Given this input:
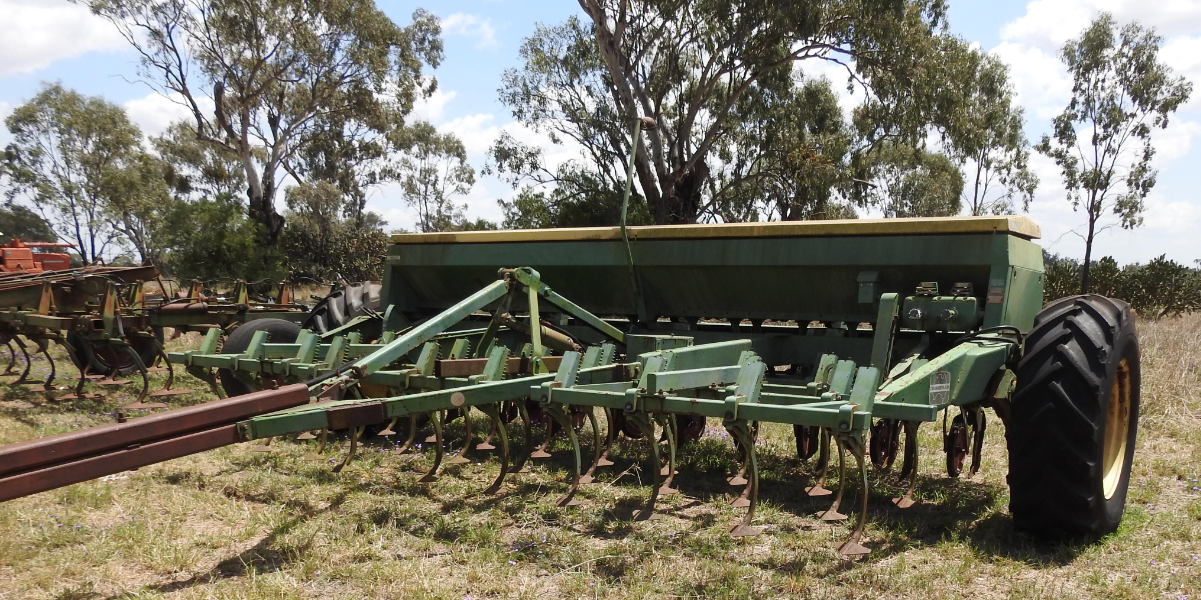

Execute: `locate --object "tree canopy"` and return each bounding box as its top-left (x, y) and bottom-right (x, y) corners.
top-left (80, 0), bottom-right (445, 244)
top-left (1036, 13), bottom-right (1192, 293)
top-left (491, 0), bottom-right (1033, 226)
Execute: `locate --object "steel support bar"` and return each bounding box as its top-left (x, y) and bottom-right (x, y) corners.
top-left (874, 338), bottom-right (1013, 409)
top-left (351, 279), bottom-right (510, 376)
top-left (0, 384), bottom-right (310, 478)
top-left (0, 425), bottom-right (240, 502)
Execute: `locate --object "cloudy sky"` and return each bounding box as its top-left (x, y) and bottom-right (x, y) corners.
top-left (0, 0), bottom-right (1197, 264)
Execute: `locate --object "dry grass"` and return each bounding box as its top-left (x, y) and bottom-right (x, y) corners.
top-left (1, 316), bottom-right (1199, 600)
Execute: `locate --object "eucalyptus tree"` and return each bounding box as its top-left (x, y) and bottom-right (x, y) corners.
top-left (80, 0), bottom-right (445, 244)
top-left (2, 84), bottom-right (162, 264)
top-left (493, 0), bottom-right (1008, 226)
top-left (398, 122), bottom-right (476, 233)
top-left (1036, 14), bottom-right (1192, 293)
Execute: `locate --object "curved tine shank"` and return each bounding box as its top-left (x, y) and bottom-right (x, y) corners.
top-left (11, 336), bottom-right (33, 384)
top-left (818, 436), bottom-right (849, 522)
top-left (837, 435), bottom-right (873, 556)
top-left (38, 341), bottom-right (57, 391)
top-left (967, 410), bottom-right (987, 478)
top-left (595, 407), bottom-right (616, 467)
top-left (578, 407), bottom-right (603, 484)
top-left (1, 339), bottom-right (17, 375)
top-left (121, 343), bottom-right (165, 410)
top-left (377, 417), bottom-right (399, 436)
top-left (417, 410), bottom-right (444, 483)
top-left (332, 426), bottom-right (365, 473)
top-left (725, 420), bottom-right (762, 537)
top-left (147, 335), bottom-right (189, 397)
top-left (447, 408), bottom-right (474, 465)
top-left (507, 401), bottom-right (535, 474)
top-left (393, 415), bottom-right (419, 454)
top-left (545, 404), bottom-right (583, 507)
top-left (481, 405), bottom-right (511, 494)
top-left (476, 417), bottom-right (498, 451)
top-left (728, 442), bottom-right (750, 487)
top-left (893, 420), bottom-right (920, 508)
top-left (530, 411), bottom-right (556, 459)
top-left (629, 412), bottom-right (663, 521)
top-left (424, 410), bottom-right (445, 443)
top-left (657, 414), bottom-right (679, 495)
top-left (805, 428), bottom-right (834, 496)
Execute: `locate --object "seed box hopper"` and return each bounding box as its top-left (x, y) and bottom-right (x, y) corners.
top-left (0, 216), bottom-right (1140, 555)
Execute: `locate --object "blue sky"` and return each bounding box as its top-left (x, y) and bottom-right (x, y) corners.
top-left (1, 0), bottom-right (1198, 264)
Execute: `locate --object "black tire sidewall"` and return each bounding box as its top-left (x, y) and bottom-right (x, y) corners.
top-left (218, 319), bottom-right (302, 397)
top-left (1098, 318), bottom-right (1140, 530)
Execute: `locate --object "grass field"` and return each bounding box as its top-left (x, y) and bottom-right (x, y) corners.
top-left (0, 314), bottom-right (1199, 599)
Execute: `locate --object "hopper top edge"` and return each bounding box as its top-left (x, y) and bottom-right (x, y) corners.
top-left (389, 215), bottom-right (1042, 244)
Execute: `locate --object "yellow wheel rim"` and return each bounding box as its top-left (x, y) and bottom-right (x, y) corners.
top-left (1102, 358), bottom-right (1132, 500)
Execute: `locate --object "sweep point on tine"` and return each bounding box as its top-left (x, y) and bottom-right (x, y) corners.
top-left (837, 540), bottom-right (871, 556)
top-left (729, 523), bottom-right (762, 537)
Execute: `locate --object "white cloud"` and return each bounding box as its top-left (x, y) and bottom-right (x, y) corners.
top-left (989, 42), bottom-right (1072, 120)
top-left (411, 89), bottom-right (456, 123)
top-left (441, 13), bottom-right (499, 50)
top-left (0, 0), bottom-right (126, 77)
top-left (122, 92), bottom-right (211, 138)
top-left (1002, 0), bottom-right (1201, 51)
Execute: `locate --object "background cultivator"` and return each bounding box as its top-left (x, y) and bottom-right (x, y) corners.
top-left (0, 216), bottom-right (1142, 555)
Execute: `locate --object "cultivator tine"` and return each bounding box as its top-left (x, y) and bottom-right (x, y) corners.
top-left (530, 416), bottom-right (555, 459)
top-left (507, 401), bottom-right (534, 474)
top-left (836, 435), bottom-right (872, 556)
top-left (967, 409), bottom-right (987, 478)
top-left (1, 338), bottom-right (17, 376)
top-left (805, 428), bottom-right (834, 497)
top-left (628, 412), bottom-right (662, 521)
top-left (9, 336), bottom-right (33, 385)
top-left (377, 417), bottom-right (399, 436)
top-left (147, 341), bottom-right (190, 398)
top-left (447, 408), bottom-right (474, 465)
top-left (332, 426), bottom-right (364, 474)
top-left (57, 362), bottom-right (101, 402)
top-left (595, 408), bottom-right (616, 467)
top-left (392, 415), bottom-right (419, 454)
top-left (249, 436), bottom-right (274, 452)
top-left (34, 339), bottom-right (56, 391)
top-left (725, 419), bottom-right (762, 537)
top-left (475, 417), bottom-right (497, 450)
top-left (424, 410), bottom-right (444, 444)
top-left (578, 407), bottom-right (603, 484)
top-left (121, 343), bottom-right (167, 410)
top-left (893, 420), bottom-right (920, 509)
top-left (657, 415), bottom-right (679, 496)
top-left (481, 405), bottom-right (511, 494)
top-left (545, 404), bottom-right (583, 507)
top-left (417, 410), bottom-right (444, 483)
top-left (728, 445), bottom-right (749, 487)
top-left (818, 437), bottom-right (849, 522)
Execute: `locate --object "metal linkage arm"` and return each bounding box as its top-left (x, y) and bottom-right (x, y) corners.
top-left (509, 267), bottom-right (625, 344)
top-left (872, 336), bottom-right (1017, 421)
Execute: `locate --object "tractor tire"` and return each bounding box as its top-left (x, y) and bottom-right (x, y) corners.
top-left (1007, 294), bottom-right (1140, 539)
top-left (218, 318), bottom-right (302, 397)
top-left (303, 281), bottom-right (382, 334)
top-left (67, 327), bottom-right (163, 377)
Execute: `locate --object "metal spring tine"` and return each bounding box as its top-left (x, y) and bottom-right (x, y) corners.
top-left (417, 410), bottom-right (444, 483)
top-left (249, 436), bottom-right (274, 452)
top-left (377, 417), bottom-right (399, 436)
top-left (37, 341), bottom-right (57, 392)
top-left (1, 339), bottom-right (17, 375)
top-left (595, 407), bottom-right (616, 467)
top-left (967, 410), bottom-right (987, 478)
top-left (147, 337), bottom-right (190, 398)
top-left (120, 343), bottom-right (165, 410)
top-left (332, 426), bottom-right (364, 473)
top-left (507, 401), bottom-right (534, 474)
top-left (447, 408), bottom-right (474, 465)
top-left (629, 412), bottom-right (662, 521)
top-left (393, 414), bottom-right (419, 454)
top-left (818, 437), bottom-right (849, 522)
top-left (476, 417), bottom-right (498, 451)
top-left (546, 404), bottom-right (583, 507)
top-left (726, 420), bottom-right (762, 537)
top-left (58, 361), bottom-right (98, 402)
top-left (316, 428), bottom-right (330, 454)
top-left (837, 435), bottom-right (872, 556)
top-left (481, 404), bottom-right (511, 494)
top-left (530, 411), bottom-right (556, 459)
top-left (11, 336), bottom-right (33, 385)
top-left (424, 410), bottom-right (445, 443)
top-left (728, 442), bottom-right (749, 487)
top-left (893, 420), bottom-right (920, 509)
top-left (658, 414), bottom-right (679, 495)
top-left (805, 428), bottom-right (834, 497)
top-left (578, 407), bottom-right (603, 484)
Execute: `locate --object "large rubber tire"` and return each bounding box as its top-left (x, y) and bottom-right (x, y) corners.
top-left (1008, 295), bottom-right (1140, 539)
top-left (218, 318), bottom-right (302, 397)
top-left (303, 282), bottom-right (382, 334)
top-left (66, 327), bottom-right (163, 376)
